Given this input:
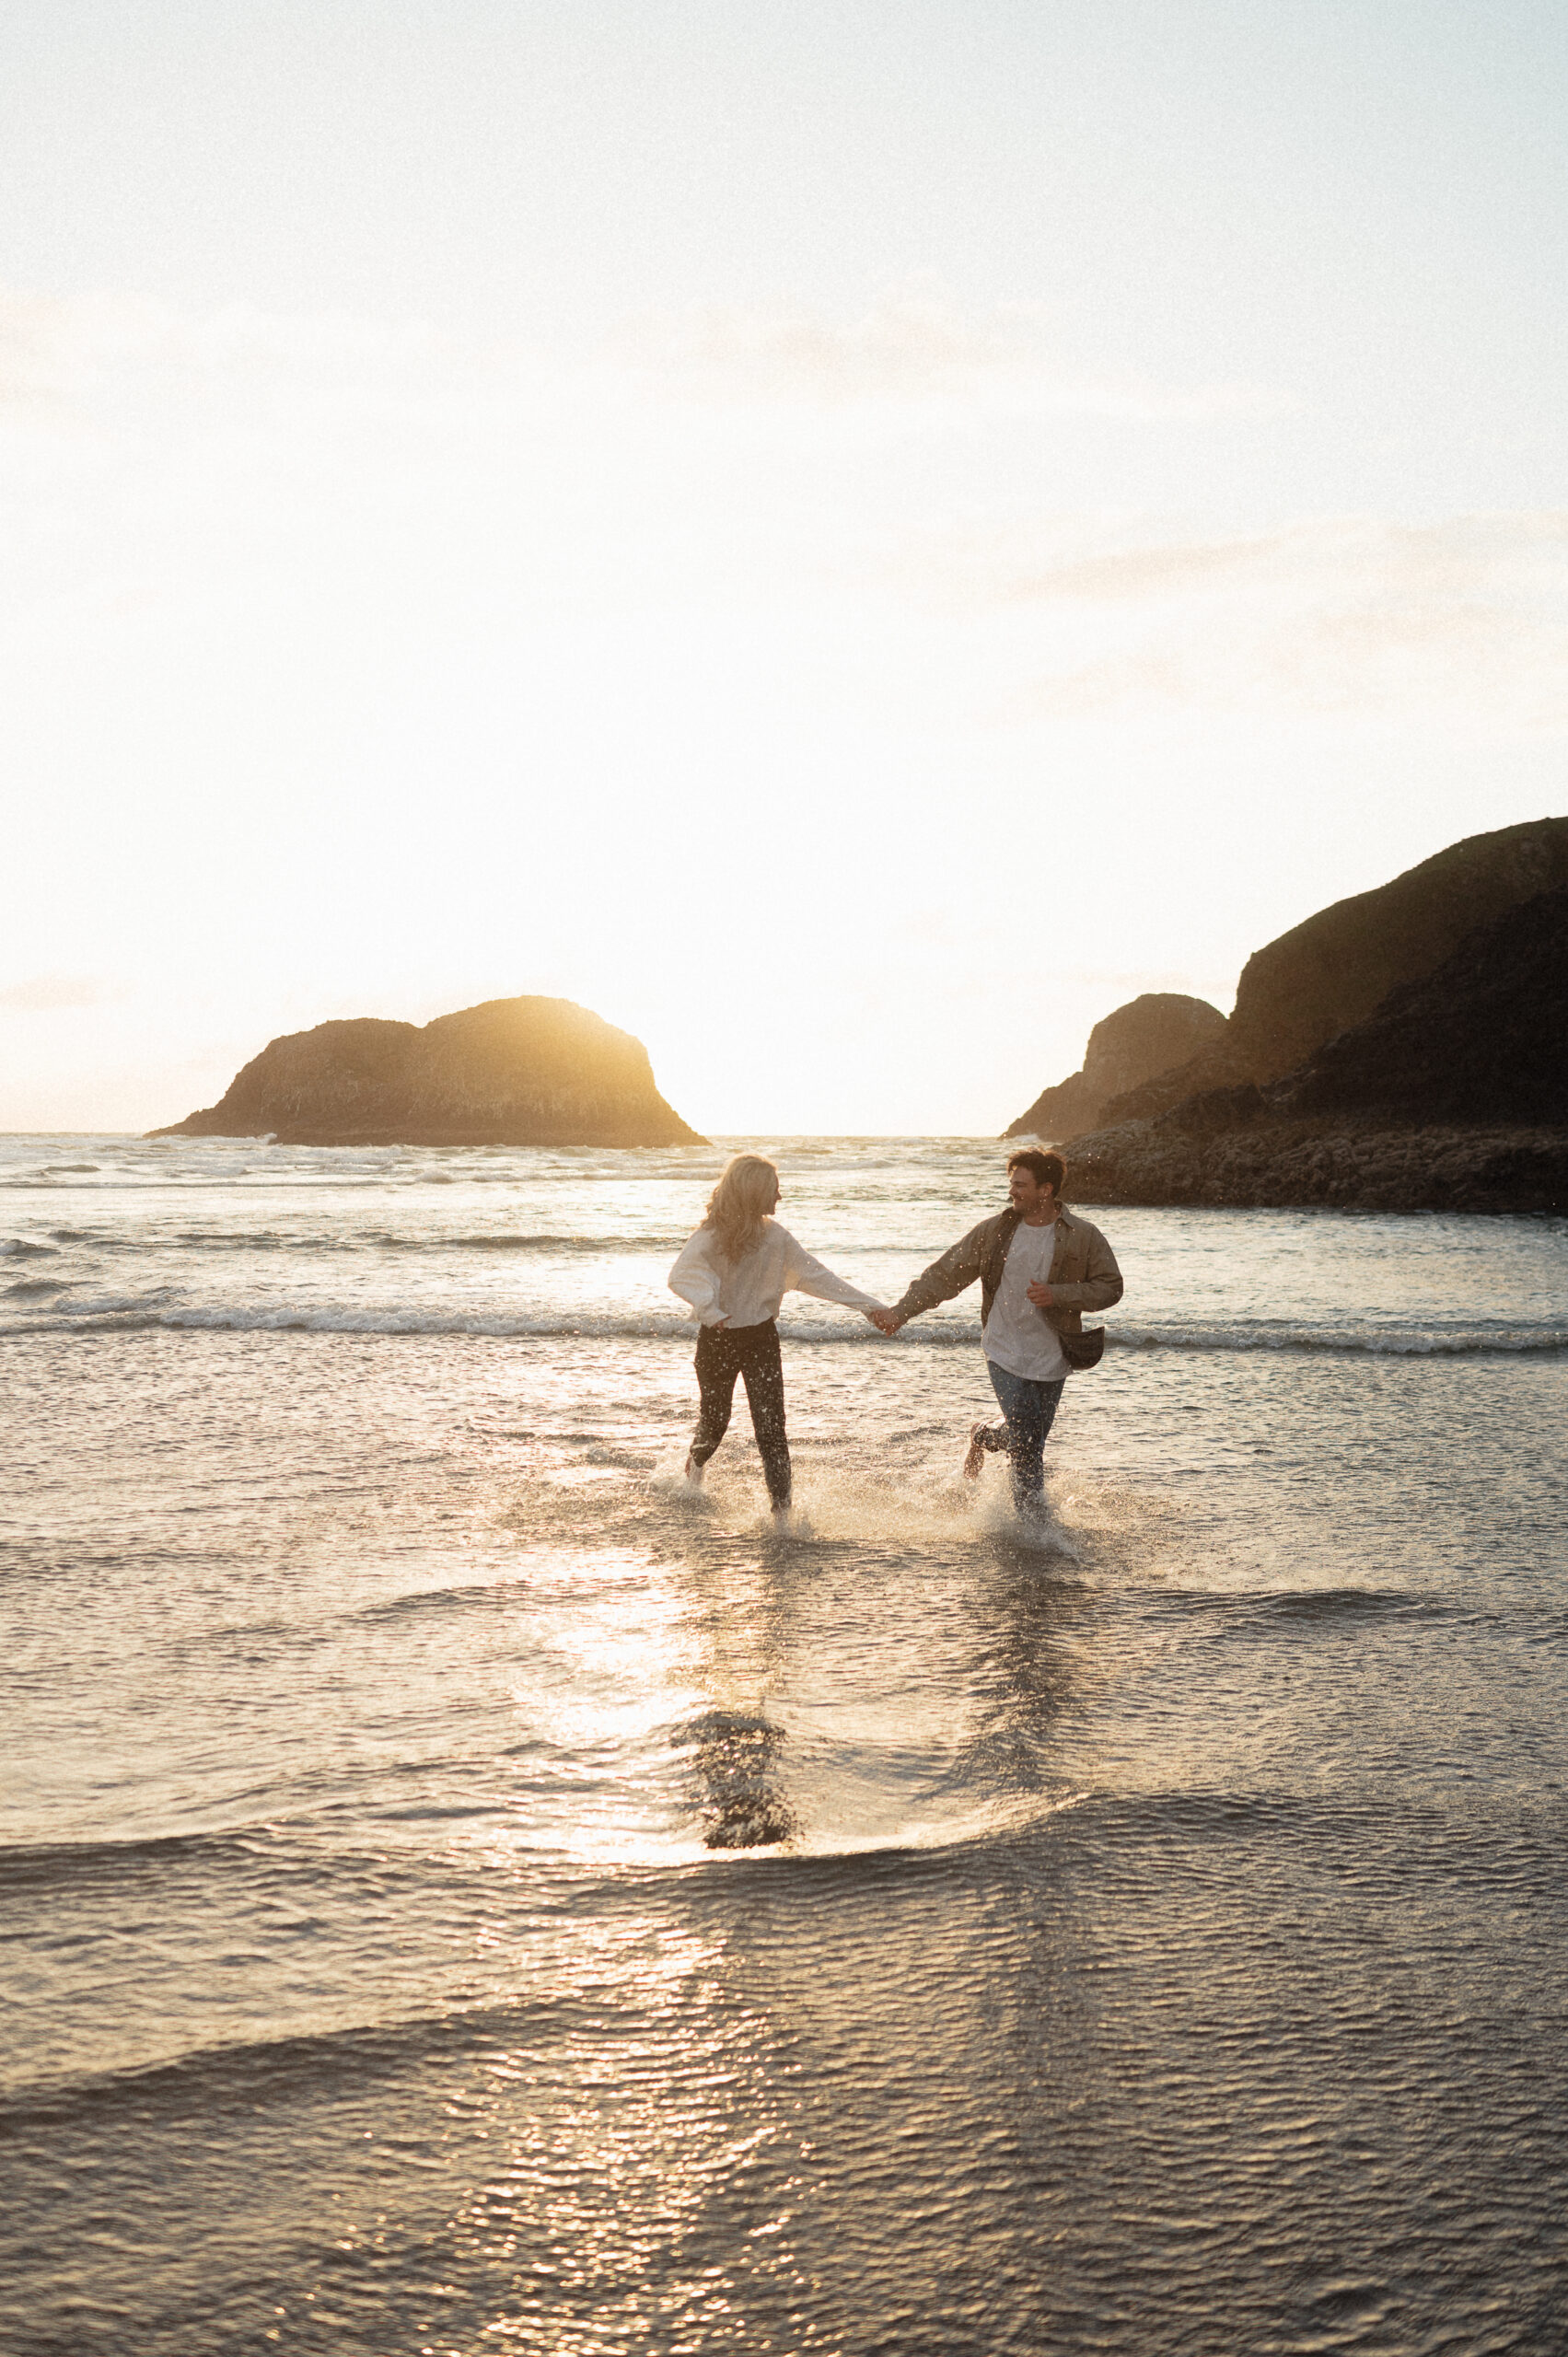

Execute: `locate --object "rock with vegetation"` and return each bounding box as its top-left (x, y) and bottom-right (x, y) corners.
top-left (1005, 993), bottom-right (1228, 1142)
top-left (151, 996), bottom-right (704, 1148)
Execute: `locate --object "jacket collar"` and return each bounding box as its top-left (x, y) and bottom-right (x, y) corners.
top-left (1002, 1201), bottom-right (1074, 1234)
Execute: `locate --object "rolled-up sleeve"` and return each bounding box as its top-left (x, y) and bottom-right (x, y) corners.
top-left (668, 1231), bottom-right (724, 1324)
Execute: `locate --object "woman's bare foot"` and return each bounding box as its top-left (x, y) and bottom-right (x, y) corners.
top-left (683, 1453), bottom-right (703, 1488)
top-left (962, 1422), bottom-right (989, 1480)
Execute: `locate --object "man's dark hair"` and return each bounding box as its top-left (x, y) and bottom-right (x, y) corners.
top-left (1006, 1148), bottom-right (1064, 1195)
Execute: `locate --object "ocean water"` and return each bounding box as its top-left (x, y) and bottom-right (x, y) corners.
top-left (3, 1132), bottom-right (1566, 2356)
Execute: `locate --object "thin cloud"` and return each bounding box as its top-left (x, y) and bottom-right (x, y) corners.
top-left (0, 286), bottom-right (438, 407)
top-left (1005, 534), bottom-right (1290, 603)
top-left (1, 282), bottom-right (1286, 458)
top-left (606, 295), bottom-right (1288, 420)
top-left (0, 976), bottom-right (128, 1013)
top-left (889, 511), bottom-right (1568, 726)
top-left (6, 282), bottom-right (1560, 735)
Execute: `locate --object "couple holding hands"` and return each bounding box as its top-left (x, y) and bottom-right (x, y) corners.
top-left (668, 1150), bottom-right (1123, 1520)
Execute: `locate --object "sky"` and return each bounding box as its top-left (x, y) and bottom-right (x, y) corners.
top-left (3, 0), bottom-right (1567, 1135)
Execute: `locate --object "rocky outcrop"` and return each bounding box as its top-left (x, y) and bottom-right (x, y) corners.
top-left (1100, 815), bottom-right (1568, 1125)
top-left (1066, 1115), bottom-right (1567, 1213)
top-left (1231, 817), bottom-right (1568, 1078)
top-left (1097, 1040), bottom-right (1249, 1127)
top-left (1005, 993), bottom-right (1227, 1141)
top-left (1062, 891), bottom-right (1568, 1213)
top-left (1272, 888), bottom-right (1568, 1127)
top-left (151, 996), bottom-right (704, 1148)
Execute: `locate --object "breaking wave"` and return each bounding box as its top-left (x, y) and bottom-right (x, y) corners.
top-left (5, 1228), bottom-right (690, 1258)
top-left (1, 1300), bottom-right (878, 1341)
top-left (1116, 1319), bottom-right (1568, 1356)
top-left (3, 1299), bottom-right (1564, 1353)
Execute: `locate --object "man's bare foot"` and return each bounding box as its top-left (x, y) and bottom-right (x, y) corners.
top-left (962, 1422), bottom-right (989, 1480)
top-left (683, 1453), bottom-right (703, 1488)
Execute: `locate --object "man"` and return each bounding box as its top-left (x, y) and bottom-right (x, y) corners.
top-left (873, 1150), bottom-right (1122, 1508)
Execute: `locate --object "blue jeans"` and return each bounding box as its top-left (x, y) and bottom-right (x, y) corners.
top-left (978, 1361), bottom-right (1066, 1504)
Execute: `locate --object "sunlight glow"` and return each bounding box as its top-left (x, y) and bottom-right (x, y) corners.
top-left (4, 4), bottom-right (1566, 1130)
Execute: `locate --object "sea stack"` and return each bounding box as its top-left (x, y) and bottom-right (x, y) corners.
top-left (1061, 886), bottom-right (1568, 1213)
top-left (1099, 814), bottom-right (1568, 1127)
top-left (151, 996), bottom-right (705, 1148)
top-left (996, 816), bottom-right (1568, 1212)
top-left (1005, 993), bottom-right (1228, 1142)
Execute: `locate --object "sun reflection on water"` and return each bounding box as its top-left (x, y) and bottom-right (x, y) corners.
top-left (444, 1918), bottom-right (799, 2352)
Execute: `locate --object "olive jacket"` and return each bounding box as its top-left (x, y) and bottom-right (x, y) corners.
top-left (891, 1203), bottom-right (1123, 1359)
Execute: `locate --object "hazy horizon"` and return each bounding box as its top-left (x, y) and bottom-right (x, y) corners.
top-left (6, 1), bottom-right (1568, 1132)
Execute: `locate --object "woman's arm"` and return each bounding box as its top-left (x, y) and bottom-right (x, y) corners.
top-left (779, 1230), bottom-right (884, 1315)
top-left (668, 1229), bottom-right (726, 1324)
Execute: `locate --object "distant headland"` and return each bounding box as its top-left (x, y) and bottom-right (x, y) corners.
top-left (149, 996), bottom-right (704, 1149)
top-left (1008, 817), bottom-right (1568, 1213)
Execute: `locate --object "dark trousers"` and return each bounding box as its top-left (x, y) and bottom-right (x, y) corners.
top-left (691, 1319), bottom-right (792, 1507)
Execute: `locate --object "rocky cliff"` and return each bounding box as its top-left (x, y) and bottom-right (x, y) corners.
top-left (1101, 814), bottom-right (1568, 1125)
top-left (1062, 890), bottom-right (1568, 1213)
top-left (1005, 993), bottom-right (1227, 1141)
top-left (1273, 887), bottom-right (1568, 1127)
top-left (151, 996), bottom-right (704, 1148)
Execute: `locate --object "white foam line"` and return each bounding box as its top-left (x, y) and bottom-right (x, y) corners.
top-left (1117, 1323), bottom-right (1568, 1356)
top-left (3, 1303), bottom-right (1565, 1354)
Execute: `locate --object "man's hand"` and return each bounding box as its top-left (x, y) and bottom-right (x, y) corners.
top-left (868, 1307), bottom-right (903, 1335)
top-left (1025, 1282), bottom-right (1054, 1308)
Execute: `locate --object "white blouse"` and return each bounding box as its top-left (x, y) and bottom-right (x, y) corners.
top-left (668, 1220), bottom-right (882, 1329)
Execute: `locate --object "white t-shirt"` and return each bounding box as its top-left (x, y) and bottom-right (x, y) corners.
top-left (982, 1217), bottom-right (1069, 1382)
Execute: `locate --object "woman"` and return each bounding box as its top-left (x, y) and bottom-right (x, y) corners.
top-left (668, 1154), bottom-right (888, 1516)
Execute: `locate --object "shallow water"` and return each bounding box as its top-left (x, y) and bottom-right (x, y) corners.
top-left (3, 1135), bottom-right (1566, 2354)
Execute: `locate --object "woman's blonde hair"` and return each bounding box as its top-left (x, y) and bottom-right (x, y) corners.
top-left (703, 1154), bottom-right (779, 1266)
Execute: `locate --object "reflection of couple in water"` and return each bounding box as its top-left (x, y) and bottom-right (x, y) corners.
top-left (669, 1150), bottom-right (1123, 1521)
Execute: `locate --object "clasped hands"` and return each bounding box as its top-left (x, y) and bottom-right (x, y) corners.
top-left (865, 1283), bottom-right (1051, 1336)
